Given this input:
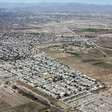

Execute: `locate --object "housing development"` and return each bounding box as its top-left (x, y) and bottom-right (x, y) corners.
top-left (0, 2), bottom-right (112, 112)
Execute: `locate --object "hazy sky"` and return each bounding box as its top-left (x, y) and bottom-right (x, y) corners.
top-left (0, 0), bottom-right (112, 5)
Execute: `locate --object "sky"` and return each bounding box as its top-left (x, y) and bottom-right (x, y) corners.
top-left (0, 0), bottom-right (112, 5)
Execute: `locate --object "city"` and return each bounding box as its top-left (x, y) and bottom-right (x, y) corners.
top-left (0, 1), bottom-right (112, 112)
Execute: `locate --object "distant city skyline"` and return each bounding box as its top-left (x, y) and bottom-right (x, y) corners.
top-left (0, 0), bottom-right (112, 5)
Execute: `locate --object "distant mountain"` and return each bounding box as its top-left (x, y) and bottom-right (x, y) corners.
top-left (0, 3), bottom-right (112, 13)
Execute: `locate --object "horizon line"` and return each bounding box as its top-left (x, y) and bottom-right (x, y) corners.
top-left (0, 2), bottom-right (112, 6)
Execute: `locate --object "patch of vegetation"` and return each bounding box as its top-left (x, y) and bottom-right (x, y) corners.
top-left (72, 52), bottom-right (81, 58)
top-left (30, 32), bottom-right (40, 36)
top-left (85, 44), bottom-right (95, 48)
top-left (81, 28), bottom-right (97, 32)
top-left (80, 28), bottom-right (109, 32)
top-left (93, 62), bottom-right (112, 69)
top-left (82, 58), bottom-right (99, 63)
